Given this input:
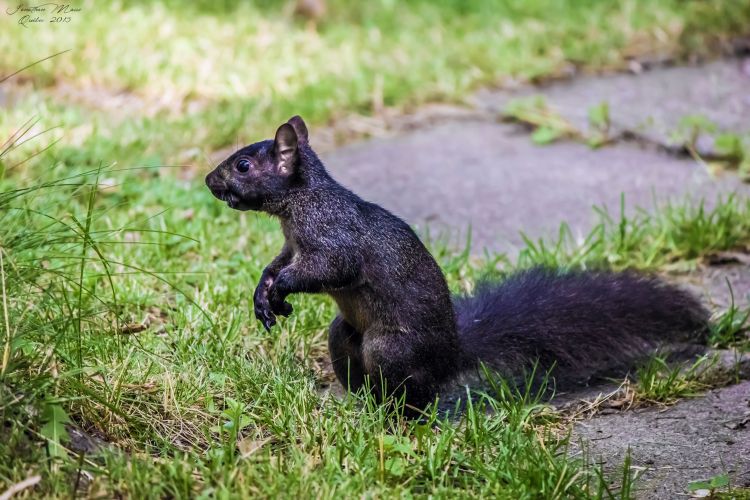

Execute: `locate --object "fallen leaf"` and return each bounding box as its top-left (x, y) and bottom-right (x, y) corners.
top-left (118, 322), bottom-right (148, 334)
top-left (238, 437), bottom-right (270, 458)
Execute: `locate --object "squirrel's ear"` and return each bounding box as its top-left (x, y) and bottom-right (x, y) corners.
top-left (274, 123), bottom-right (298, 175)
top-left (287, 115), bottom-right (308, 144)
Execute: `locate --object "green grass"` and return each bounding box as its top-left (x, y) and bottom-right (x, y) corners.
top-left (5, 0), bottom-right (748, 100)
top-left (709, 290), bottom-right (750, 350)
top-left (517, 194), bottom-right (750, 272)
top-left (3, 148), bottom-right (750, 497)
top-left (3, 0), bottom-right (750, 169)
top-left (715, 489), bottom-right (750, 500)
top-left (631, 355), bottom-right (713, 406)
top-left (3, 1), bottom-right (750, 496)
top-left (0, 164), bottom-right (600, 498)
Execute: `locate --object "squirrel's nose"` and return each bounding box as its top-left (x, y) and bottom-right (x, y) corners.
top-left (205, 170), bottom-right (227, 192)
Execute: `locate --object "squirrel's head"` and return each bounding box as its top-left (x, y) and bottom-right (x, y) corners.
top-left (205, 115), bottom-right (310, 212)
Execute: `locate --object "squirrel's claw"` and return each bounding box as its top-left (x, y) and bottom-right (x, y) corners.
top-left (254, 301), bottom-right (277, 332)
top-left (261, 315), bottom-right (276, 332)
top-left (253, 277), bottom-right (279, 332)
top-left (258, 310), bottom-right (276, 332)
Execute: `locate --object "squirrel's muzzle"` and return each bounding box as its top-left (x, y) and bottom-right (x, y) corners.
top-left (205, 169), bottom-right (227, 198)
top-left (205, 167), bottom-right (259, 211)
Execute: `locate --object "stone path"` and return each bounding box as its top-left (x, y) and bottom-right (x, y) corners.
top-left (573, 380), bottom-right (750, 498)
top-left (680, 260), bottom-right (750, 310)
top-left (556, 351), bottom-right (750, 498)
top-left (324, 58), bottom-right (750, 256)
top-left (320, 58), bottom-right (750, 498)
top-left (327, 121), bottom-right (745, 255)
top-left (474, 59), bottom-right (750, 156)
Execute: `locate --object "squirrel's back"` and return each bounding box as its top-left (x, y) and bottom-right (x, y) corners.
top-left (454, 268), bottom-right (710, 387)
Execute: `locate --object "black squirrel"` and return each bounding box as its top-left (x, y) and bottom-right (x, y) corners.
top-left (205, 116), bottom-right (710, 414)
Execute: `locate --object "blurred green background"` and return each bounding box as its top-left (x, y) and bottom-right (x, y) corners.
top-left (2, 1), bottom-right (750, 497)
top-left (3, 0), bottom-right (749, 172)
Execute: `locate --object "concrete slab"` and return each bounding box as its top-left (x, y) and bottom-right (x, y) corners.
top-left (679, 263), bottom-right (750, 310)
top-left (572, 380), bottom-right (750, 499)
top-left (474, 59), bottom-right (750, 153)
top-left (323, 120), bottom-right (748, 255)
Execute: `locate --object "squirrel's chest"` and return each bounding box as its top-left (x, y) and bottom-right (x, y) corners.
top-left (281, 221), bottom-right (302, 256)
top-left (329, 289), bottom-right (374, 333)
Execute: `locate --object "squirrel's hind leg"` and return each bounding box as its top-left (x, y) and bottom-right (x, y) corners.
top-left (330, 322), bottom-right (455, 417)
top-left (361, 332), bottom-right (445, 416)
top-left (329, 316), bottom-right (366, 392)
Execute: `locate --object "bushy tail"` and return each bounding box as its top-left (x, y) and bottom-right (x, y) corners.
top-left (454, 268), bottom-right (710, 387)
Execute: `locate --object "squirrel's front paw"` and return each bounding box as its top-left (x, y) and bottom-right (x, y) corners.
top-left (268, 285), bottom-right (294, 317)
top-left (272, 300), bottom-right (293, 317)
top-left (253, 277), bottom-right (277, 332)
top-left (254, 298), bottom-right (277, 332)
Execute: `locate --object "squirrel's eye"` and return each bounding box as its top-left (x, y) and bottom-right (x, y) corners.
top-left (236, 159), bottom-right (251, 173)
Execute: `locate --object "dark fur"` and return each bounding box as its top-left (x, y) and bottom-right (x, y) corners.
top-left (206, 116), bottom-right (710, 414)
top-left (455, 269), bottom-right (709, 389)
